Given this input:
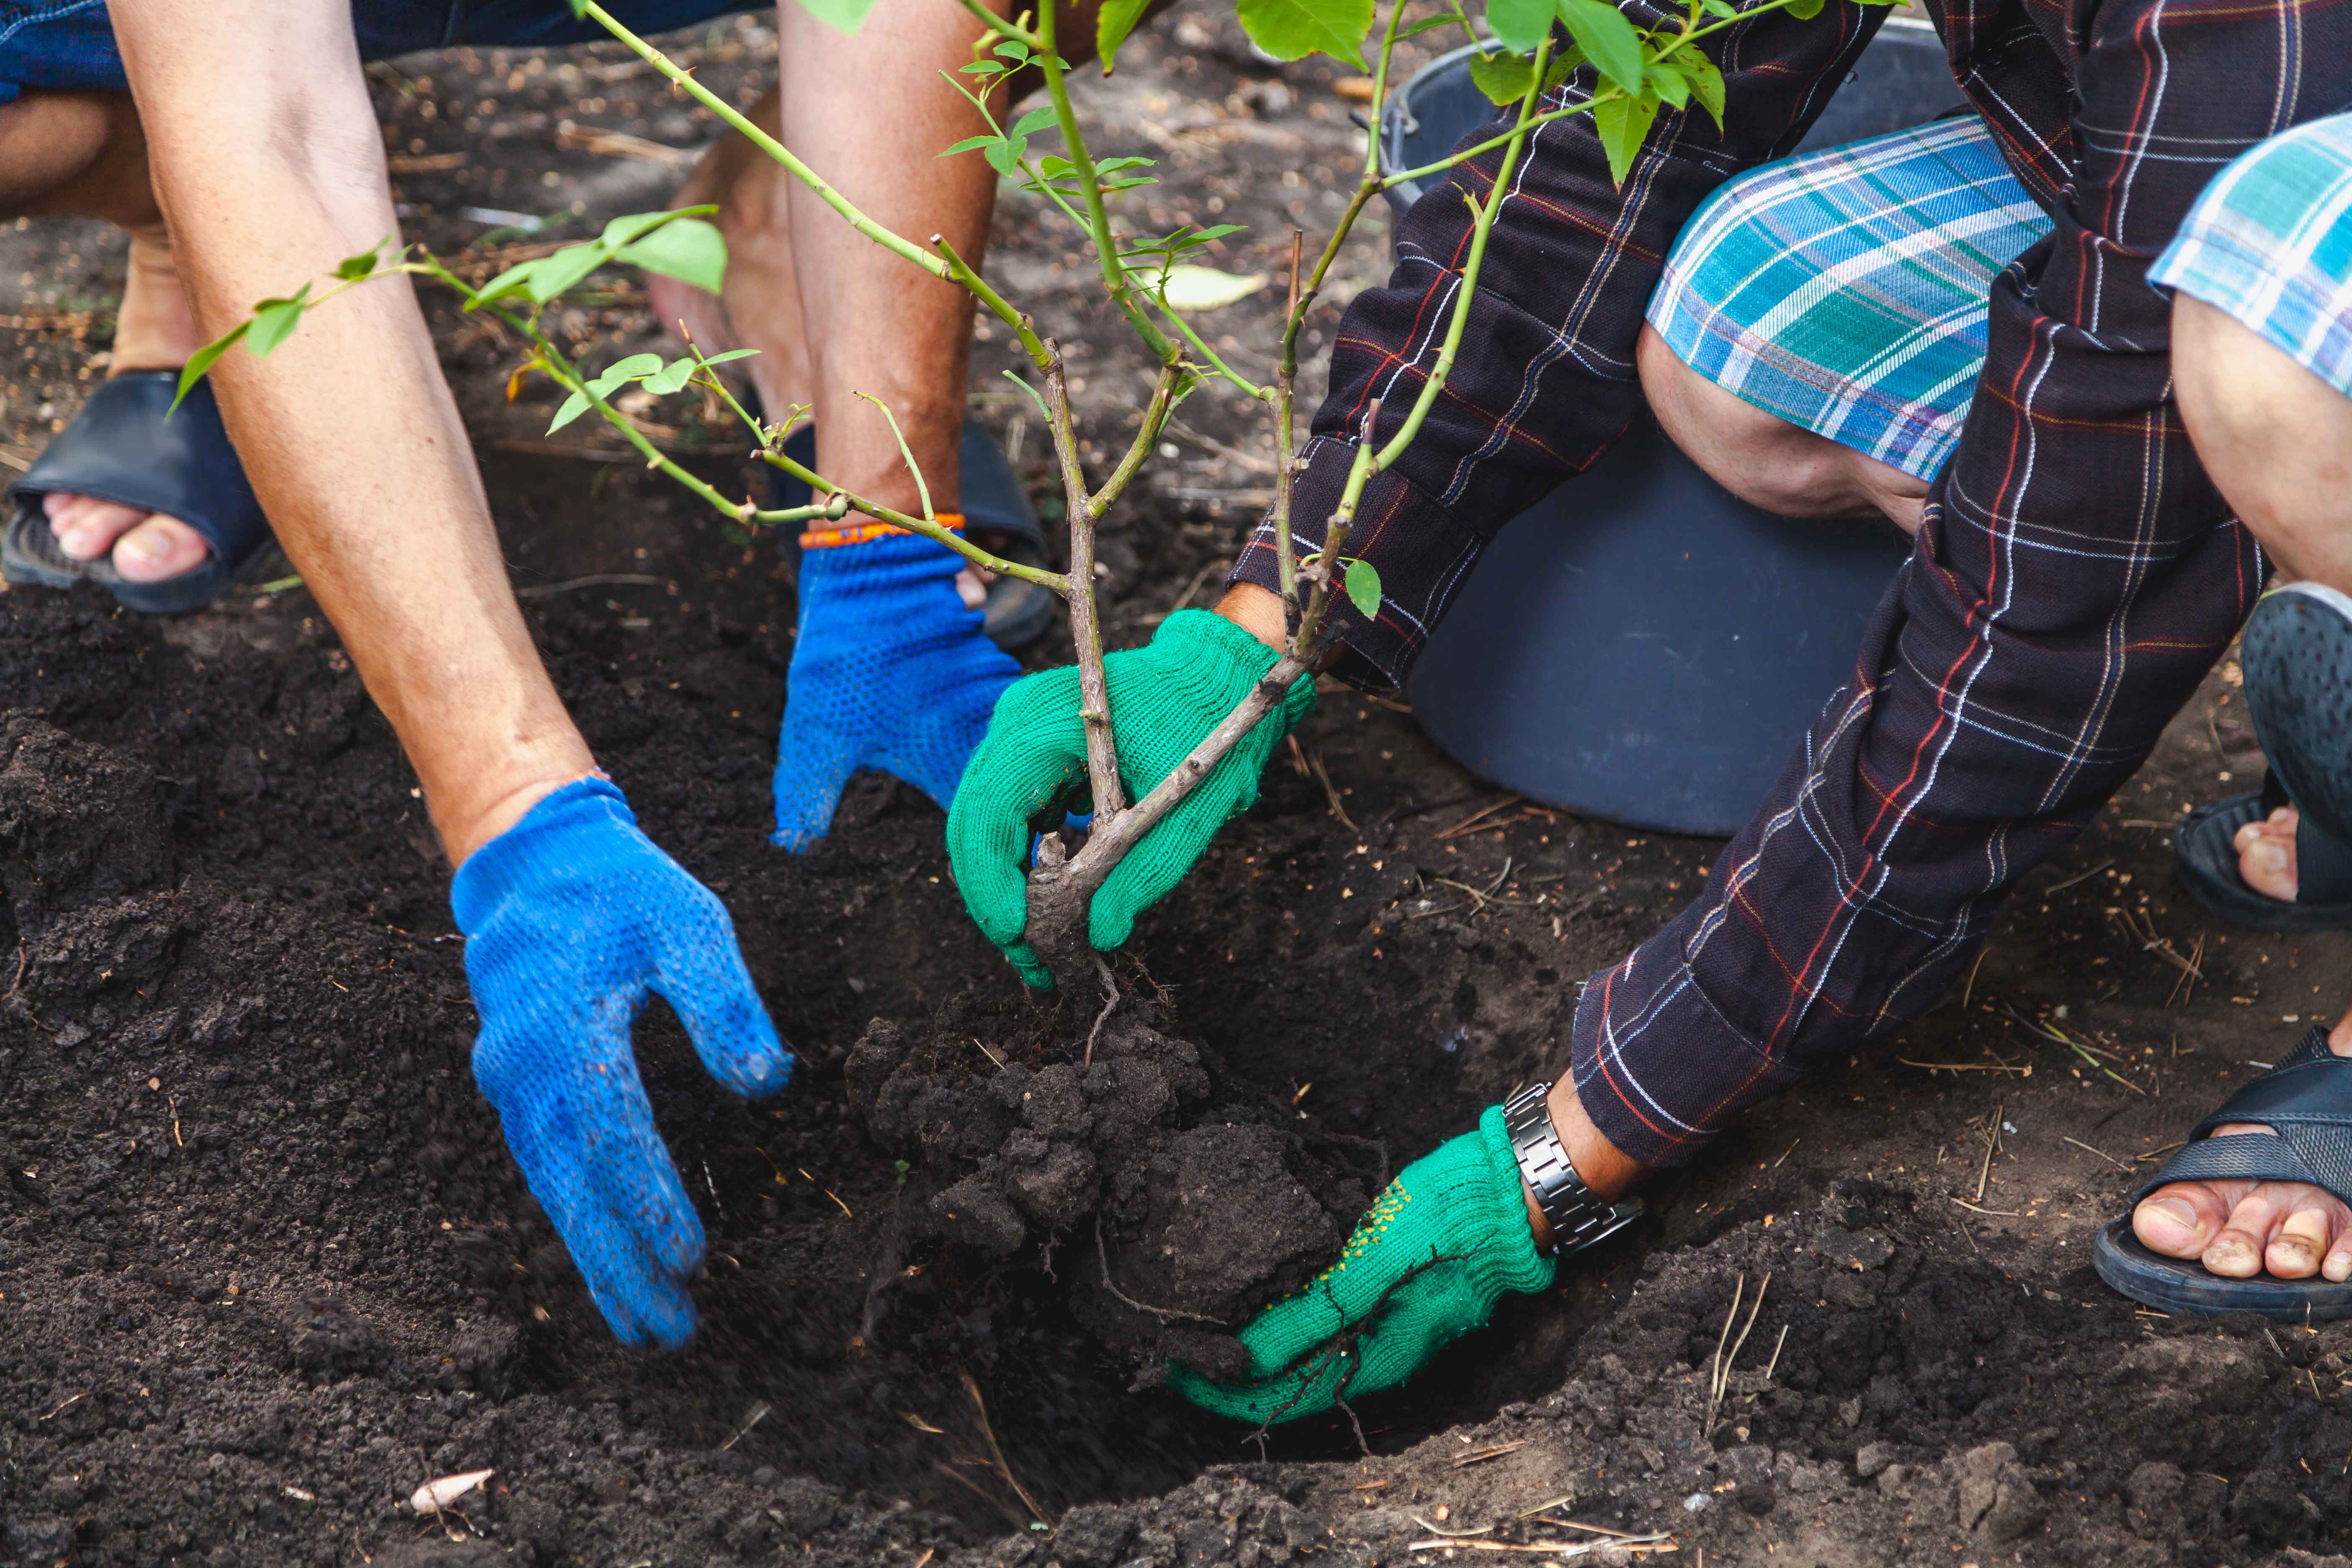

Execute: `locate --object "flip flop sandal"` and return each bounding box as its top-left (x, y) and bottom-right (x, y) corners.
top-left (3, 371), bottom-right (276, 616)
top-left (2172, 583), bottom-right (2352, 933)
top-left (767, 420), bottom-right (1056, 654)
top-left (2094, 1024), bottom-right (2352, 1320)
top-left (2175, 774), bottom-right (2352, 932)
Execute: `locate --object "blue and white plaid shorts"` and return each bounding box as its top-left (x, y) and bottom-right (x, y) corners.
top-left (2152, 112), bottom-right (2352, 398)
top-left (1645, 113), bottom-right (2053, 483)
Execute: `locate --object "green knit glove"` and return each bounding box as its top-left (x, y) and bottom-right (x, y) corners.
top-left (1168, 1106), bottom-right (1555, 1424)
top-left (946, 609), bottom-right (1315, 988)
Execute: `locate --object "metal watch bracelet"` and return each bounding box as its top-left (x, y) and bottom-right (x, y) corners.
top-left (1502, 1082), bottom-right (1641, 1257)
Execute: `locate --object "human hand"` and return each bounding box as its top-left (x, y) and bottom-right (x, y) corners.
top-left (454, 777), bottom-right (793, 1348)
top-left (1167, 1107), bottom-right (1553, 1424)
top-left (771, 529), bottom-right (1021, 852)
top-left (944, 608), bottom-right (1314, 987)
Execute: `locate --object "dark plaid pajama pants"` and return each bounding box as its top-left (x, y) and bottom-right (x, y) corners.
top-left (1229, 0), bottom-right (2352, 1168)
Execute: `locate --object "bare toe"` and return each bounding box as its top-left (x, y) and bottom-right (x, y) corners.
top-left (110, 514), bottom-right (209, 583)
top-left (2205, 1186), bottom-right (2295, 1278)
top-left (2134, 1182), bottom-right (2229, 1257)
top-left (2237, 808), bottom-right (2300, 902)
top-left (2267, 1196), bottom-right (2343, 1279)
top-left (43, 495), bottom-right (150, 562)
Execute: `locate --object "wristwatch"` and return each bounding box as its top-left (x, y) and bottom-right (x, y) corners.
top-left (1503, 1081), bottom-right (1641, 1257)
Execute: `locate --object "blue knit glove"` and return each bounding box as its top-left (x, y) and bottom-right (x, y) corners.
top-left (454, 777), bottom-right (793, 1349)
top-left (773, 531), bottom-right (1021, 851)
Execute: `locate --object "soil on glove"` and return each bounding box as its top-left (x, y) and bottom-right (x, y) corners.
top-left (5, 9), bottom-right (2352, 1568)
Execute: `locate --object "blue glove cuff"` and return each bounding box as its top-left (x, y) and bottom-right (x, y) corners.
top-left (452, 775), bottom-right (633, 935)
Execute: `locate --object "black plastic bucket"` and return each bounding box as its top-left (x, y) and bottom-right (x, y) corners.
top-left (1386, 22), bottom-right (1964, 836)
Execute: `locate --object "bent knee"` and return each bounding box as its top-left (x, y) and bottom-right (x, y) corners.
top-left (1638, 325), bottom-right (1925, 531)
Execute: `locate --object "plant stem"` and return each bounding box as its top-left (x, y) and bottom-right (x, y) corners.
top-left (1273, 228), bottom-right (1303, 617)
top-left (933, 235), bottom-right (1052, 372)
top-left (1089, 360), bottom-right (1186, 516)
top-left (580, 2), bottom-right (950, 281)
top-left (757, 445), bottom-right (1069, 590)
top-left (1033, 0), bottom-right (1174, 363)
top-left (1153, 300), bottom-right (1265, 399)
top-left (1041, 343), bottom-right (1125, 816)
top-left (853, 390), bottom-right (935, 523)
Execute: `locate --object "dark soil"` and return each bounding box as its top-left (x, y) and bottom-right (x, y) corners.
top-left (4, 8), bottom-right (2351, 1568)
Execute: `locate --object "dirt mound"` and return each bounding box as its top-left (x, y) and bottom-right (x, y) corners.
top-left (844, 990), bottom-right (1382, 1380)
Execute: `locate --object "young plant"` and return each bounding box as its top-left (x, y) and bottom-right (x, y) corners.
top-left (192, 0), bottom-right (1882, 1002)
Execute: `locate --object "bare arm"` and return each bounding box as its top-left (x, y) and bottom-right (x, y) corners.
top-left (110, 0), bottom-right (592, 863)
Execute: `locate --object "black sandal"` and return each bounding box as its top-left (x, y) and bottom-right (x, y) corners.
top-left (3, 372), bottom-right (276, 615)
top-left (2173, 584), bottom-right (2352, 932)
top-left (2094, 1026), bottom-right (2352, 1320)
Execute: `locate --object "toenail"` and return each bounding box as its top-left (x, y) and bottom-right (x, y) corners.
top-left (2257, 843), bottom-right (2290, 874)
top-left (2146, 1197), bottom-right (2198, 1231)
top-left (117, 530), bottom-right (172, 565)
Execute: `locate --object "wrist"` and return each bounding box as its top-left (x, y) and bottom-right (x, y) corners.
top-left (1518, 1079), bottom-right (1643, 1252)
top-left (1214, 581), bottom-right (1289, 655)
top-left (436, 750), bottom-right (601, 869)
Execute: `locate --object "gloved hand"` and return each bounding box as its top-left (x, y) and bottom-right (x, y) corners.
top-left (454, 776), bottom-right (793, 1349)
top-left (946, 608), bottom-right (1314, 986)
top-left (772, 528), bottom-right (1021, 852)
top-left (1168, 1106), bottom-right (1553, 1424)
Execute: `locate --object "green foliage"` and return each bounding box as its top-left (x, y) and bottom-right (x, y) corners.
top-left (790, 0), bottom-right (885, 34)
top-left (1682, 53), bottom-right (1727, 129)
top-left (247, 284), bottom-right (313, 359)
top-left (472, 208), bottom-right (726, 309)
top-left (1555, 0), bottom-right (1644, 93)
top-left (1467, 46), bottom-right (1538, 106)
top-left (1118, 222), bottom-right (1245, 291)
top-left (1344, 558), bottom-right (1383, 621)
top-left (171, 323), bottom-right (250, 415)
top-left (1593, 88), bottom-right (1659, 186)
top-left (1234, 0), bottom-right (1375, 63)
top-left (1096, 0), bottom-right (1155, 67)
top-left (547, 348), bottom-right (757, 434)
top-left (1485, 0), bottom-right (1555, 53)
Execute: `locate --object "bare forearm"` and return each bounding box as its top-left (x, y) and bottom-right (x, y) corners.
top-left (115, 4), bottom-right (590, 861)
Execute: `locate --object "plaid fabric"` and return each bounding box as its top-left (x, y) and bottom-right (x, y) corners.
top-left (1646, 114), bottom-right (2052, 482)
top-left (1228, 0), bottom-right (2345, 1171)
top-left (2153, 113), bottom-right (2352, 399)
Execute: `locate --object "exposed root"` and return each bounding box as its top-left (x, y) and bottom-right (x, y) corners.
top-left (1095, 1220), bottom-right (1228, 1326)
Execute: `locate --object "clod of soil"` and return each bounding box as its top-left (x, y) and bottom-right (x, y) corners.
top-left (845, 991), bottom-right (1381, 1380)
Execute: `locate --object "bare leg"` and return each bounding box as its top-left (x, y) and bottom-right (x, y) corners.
top-left (0, 91), bottom-right (211, 581)
top-left (2131, 296), bottom-right (2352, 1279)
top-left (1637, 324), bottom-right (1929, 535)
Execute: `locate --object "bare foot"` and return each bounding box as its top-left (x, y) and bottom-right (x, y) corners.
top-left (41, 224), bottom-right (211, 583)
top-left (2131, 1007), bottom-right (2352, 1281)
top-left (2236, 805), bottom-right (2300, 901)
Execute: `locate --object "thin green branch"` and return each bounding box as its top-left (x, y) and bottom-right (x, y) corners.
top-left (854, 391), bottom-right (936, 523)
top-left (756, 446), bottom-right (1069, 590)
top-left (1153, 299), bottom-right (1265, 399)
top-left (580, 2), bottom-right (950, 281)
top-left (1089, 360), bottom-right (1189, 516)
top-left (931, 236), bottom-right (1052, 372)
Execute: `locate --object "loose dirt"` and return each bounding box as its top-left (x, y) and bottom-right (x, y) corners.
top-left (4, 10), bottom-right (2350, 1568)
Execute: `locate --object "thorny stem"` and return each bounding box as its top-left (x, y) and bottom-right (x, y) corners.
top-left (758, 444), bottom-right (1068, 589)
top-left (932, 235), bottom-right (1052, 373)
top-left (1041, 348), bottom-right (1125, 819)
top-left (1273, 229), bottom-right (1304, 617)
top-left (1153, 299), bottom-right (1265, 399)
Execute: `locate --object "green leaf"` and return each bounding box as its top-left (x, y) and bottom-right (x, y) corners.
top-left (1556, 0), bottom-right (1644, 93)
top-left (1684, 54), bottom-right (1725, 129)
top-left (599, 205), bottom-right (714, 253)
top-left (246, 284), bottom-right (313, 359)
top-left (959, 59), bottom-right (1007, 75)
top-left (524, 239), bottom-right (613, 303)
top-left (1700, 0), bottom-right (1737, 13)
top-left (790, 0), bottom-right (886, 32)
top-left (1009, 106), bottom-right (1061, 140)
top-left (941, 133), bottom-right (1001, 157)
top-left (1592, 89), bottom-right (1658, 186)
top-left (1486, 0), bottom-right (1554, 52)
top-left (1344, 558), bottom-right (1382, 620)
top-left (1234, 0), bottom-right (1373, 63)
top-left (1097, 0), bottom-right (1154, 67)
top-left (587, 353), bottom-right (665, 397)
top-left (334, 239), bottom-right (385, 281)
top-left (1467, 47), bottom-right (1537, 104)
top-left (1786, 0), bottom-right (1822, 17)
top-left (1399, 11), bottom-right (1474, 38)
top-left (994, 39), bottom-right (1033, 59)
top-left (614, 216), bottom-right (728, 296)
top-left (985, 138), bottom-right (1025, 177)
top-left (169, 322), bottom-right (249, 415)
top-left (700, 348), bottom-right (760, 366)
top-left (470, 257), bottom-right (543, 306)
top-left (642, 356), bottom-right (700, 396)
top-left (1542, 44), bottom-right (1586, 90)
top-left (547, 391), bottom-right (593, 433)
top-left (1645, 58), bottom-right (1690, 108)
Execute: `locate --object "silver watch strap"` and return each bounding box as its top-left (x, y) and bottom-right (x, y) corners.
top-left (1503, 1082), bottom-right (1640, 1257)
